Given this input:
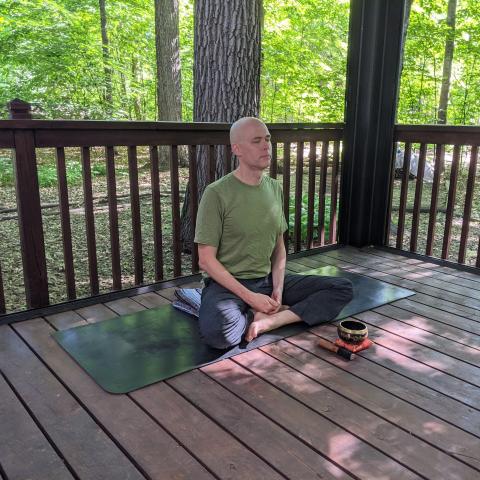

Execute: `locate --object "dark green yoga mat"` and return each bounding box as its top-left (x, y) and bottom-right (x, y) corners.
top-left (54, 266), bottom-right (414, 393)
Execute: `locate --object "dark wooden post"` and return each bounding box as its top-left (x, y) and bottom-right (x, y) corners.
top-left (8, 99), bottom-right (49, 308)
top-left (339, 0), bottom-right (407, 246)
top-left (8, 98), bottom-right (33, 119)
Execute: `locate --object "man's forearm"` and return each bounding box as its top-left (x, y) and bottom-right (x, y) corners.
top-left (271, 242), bottom-right (286, 293)
top-left (200, 256), bottom-right (253, 302)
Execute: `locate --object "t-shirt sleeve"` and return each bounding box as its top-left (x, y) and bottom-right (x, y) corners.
top-left (194, 186), bottom-right (223, 247)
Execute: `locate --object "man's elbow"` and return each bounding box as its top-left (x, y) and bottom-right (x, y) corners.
top-left (198, 252), bottom-right (212, 272)
top-left (198, 256), bottom-right (207, 271)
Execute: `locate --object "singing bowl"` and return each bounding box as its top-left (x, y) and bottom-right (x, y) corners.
top-left (337, 320), bottom-right (368, 344)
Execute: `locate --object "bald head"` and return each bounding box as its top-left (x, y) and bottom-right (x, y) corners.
top-left (230, 117), bottom-right (267, 144)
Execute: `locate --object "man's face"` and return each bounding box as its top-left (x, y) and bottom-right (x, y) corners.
top-left (233, 121), bottom-right (272, 171)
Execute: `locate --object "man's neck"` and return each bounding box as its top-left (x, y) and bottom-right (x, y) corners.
top-left (233, 165), bottom-right (264, 186)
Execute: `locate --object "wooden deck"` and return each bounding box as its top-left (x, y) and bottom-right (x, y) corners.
top-left (1, 246), bottom-right (480, 480)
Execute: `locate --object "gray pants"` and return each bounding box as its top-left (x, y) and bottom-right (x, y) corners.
top-left (198, 273), bottom-right (353, 349)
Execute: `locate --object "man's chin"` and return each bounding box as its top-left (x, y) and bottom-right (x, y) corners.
top-left (260, 156), bottom-right (271, 167)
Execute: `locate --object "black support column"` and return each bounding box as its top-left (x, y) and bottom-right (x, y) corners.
top-left (339, 0), bottom-right (407, 246)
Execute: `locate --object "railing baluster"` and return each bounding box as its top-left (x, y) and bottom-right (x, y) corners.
top-left (282, 143), bottom-right (291, 252)
top-left (425, 144), bottom-right (443, 256)
top-left (55, 147), bottom-right (76, 300)
top-left (128, 146), bottom-right (143, 285)
top-left (329, 140), bottom-right (340, 244)
top-left (318, 140), bottom-right (329, 246)
top-left (458, 145), bottom-right (478, 264)
top-left (306, 141), bottom-right (316, 249)
top-left (105, 146), bottom-right (121, 289)
top-left (81, 147), bottom-right (99, 295)
top-left (170, 145), bottom-right (182, 277)
top-left (294, 142), bottom-right (304, 252)
top-left (477, 237), bottom-right (480, 269)
top-left (0, 262), bottom-right (6, 314)
top-left (188, 145), bottom-right (199, 273)
top-left (270, 143), bottom-right (278, 179)
top-left (208, 145), bottom-right (215, 183)
top-left (396, 142), bottom-right (411, 249)
top-left (225, 145), bottom-right (232, 174)
top-left (150, 146), bottom-right (164, 281)
top-left (441, 144), bottom-right (460, 259)
top-left (410, 143), bottom-right (427, 252)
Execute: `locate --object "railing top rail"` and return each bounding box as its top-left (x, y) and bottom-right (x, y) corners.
top-left (0, 119), bottom-right (345, 131)
top-left (395, 124), bottom-right (480, 145)
top-left (396, 124), bottom-right (480, 134)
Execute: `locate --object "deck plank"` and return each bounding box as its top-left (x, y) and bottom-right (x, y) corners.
top-left (13, 318), bottom-right (215, 480)
top-left (370, 304), bottom-right (480, 349)
top-left (0, 325), bottom-right (144, 480)
top-left (335, 248), bottom-right (480, 299)
top-left (104, 297), bottom-right (145, 315)
top-left (325, 249), bottom-right (480, 309)
top-left (202, 359), bottom-right (421, 480)
top-left (168, 369), bottom-right (352, 480)
top-left (355, 310), bottom-right (480, 365)
top-left (75, 303), bottom-right (117, 322)
top-left (0, 366), bottom-right (75, 480)
top-left (231, 349), bottom-right (480, 478)
top-left (389, 298), bottom-right (480, 336)
top-left (367, 247), bottom-right (480, 284)
top-left (131, 291), bottom-right (171, 308)
top-left (132, 381), bottom-right (285, 480)
top-left (260, 339), bottom-right (480, 469)
top-left (294, 252), bottom-right (480, 316)
top-left (287, 331), bottom-right (480, 436)
top-left (310, 323), bottom-right (480, 409)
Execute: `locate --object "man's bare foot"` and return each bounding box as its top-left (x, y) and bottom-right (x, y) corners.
top-left (245, 307), bottom-right (300, 343)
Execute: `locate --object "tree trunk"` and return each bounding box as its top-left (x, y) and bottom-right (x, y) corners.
top-left (131, 57), bottom-right (142, 120)
top-left (154, 0), bottom-right (183, 165)
top-left (154, 0), bottom-right (182, 122)
top-left (180, 0), bottom-right (262, 252)
top-left (399, 0), bottom-right (413, 77)
top-left (437, 0), bottom-right (457, 124)
top-left (99, 0), bottom-right (113, 116)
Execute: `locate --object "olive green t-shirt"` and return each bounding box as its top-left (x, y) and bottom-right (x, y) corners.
top-left (194, 172), bottom-right (288, 279)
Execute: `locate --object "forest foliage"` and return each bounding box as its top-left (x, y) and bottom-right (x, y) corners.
top-left (1, 0), bottom-right (479, 125)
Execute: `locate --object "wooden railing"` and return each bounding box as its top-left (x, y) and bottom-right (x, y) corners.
top-left (0, 101), bottom-right (344, 314)
top-left (389, 124), bottom-right (480, 269)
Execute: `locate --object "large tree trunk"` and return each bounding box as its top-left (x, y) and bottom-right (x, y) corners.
top-left (154, 0), bottom-right (182, 121)
top-left (154, 0), bottom-right (183, 165)
top-left (437, 0), bottom-right (457, 124)
top-left (99, 0), bottom-right (113, 116)
top-left (180, 0), bottom-right (262, 252)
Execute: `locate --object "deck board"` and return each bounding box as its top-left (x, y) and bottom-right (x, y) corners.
top-left (0, 364), bottom-right (75, 480)
top-left (1, 247), bottom-right (479, 479)
top-left (0, 325), bottom-right (143, 480)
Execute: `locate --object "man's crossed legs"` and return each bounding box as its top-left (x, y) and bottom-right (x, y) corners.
top-left (198, 273), bottom-right (353, 350)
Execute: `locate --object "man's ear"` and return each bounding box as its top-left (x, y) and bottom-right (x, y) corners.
top-left (231, 143), bottom-right (241, 156)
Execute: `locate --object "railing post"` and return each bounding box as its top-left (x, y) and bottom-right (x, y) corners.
top-left (8, 98), bottom-right (33, 119)
top-left (8, 99), bottom-right (49, 308)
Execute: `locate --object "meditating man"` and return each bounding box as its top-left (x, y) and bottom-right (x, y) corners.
top-left (194, 117), bottom-right (353, 349)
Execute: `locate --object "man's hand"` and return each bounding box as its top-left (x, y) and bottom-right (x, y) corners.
top-left (246, 292), bottom-right (279, 314)
top-left (270, 288), bottom-right (283, 313)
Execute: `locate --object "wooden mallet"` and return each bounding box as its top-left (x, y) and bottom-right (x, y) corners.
top-left (317, 337), bottom-right (355, 361)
